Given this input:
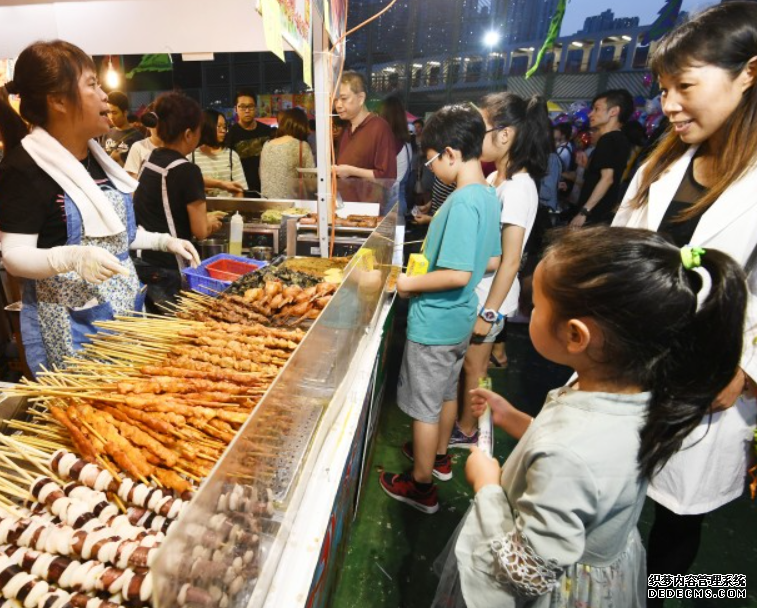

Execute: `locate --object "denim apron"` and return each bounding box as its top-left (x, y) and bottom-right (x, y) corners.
top-left (20, 185), bottom-right (145, 376)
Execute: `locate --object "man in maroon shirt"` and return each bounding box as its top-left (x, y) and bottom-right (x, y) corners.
top-left (334, 71), bottom-right (397, 204)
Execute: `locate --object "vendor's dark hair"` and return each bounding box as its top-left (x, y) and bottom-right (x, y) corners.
top-left (421, 103), bottom-right (484, 161)
top-left (541, 227), bottom-right (747, 479)
top-left (199, 108), bottom-right (226, 147)
top-left (140, 102), bottom-right (158, 129)
top-left (0, 40), bottom-right (95, 151)
top-left (155, 92), bottom-right (202, 144)
top-left (107, 91), bottom-right (129, 113)
top-left (480, 92), bottom-right (551, 181)
top-left (633, 2), bottom-right (757, 222)
top-left (278, 108), bottom-right (309, 141)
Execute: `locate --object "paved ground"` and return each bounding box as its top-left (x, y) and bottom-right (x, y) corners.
top-left (332, 320), bottom-right (757, 608)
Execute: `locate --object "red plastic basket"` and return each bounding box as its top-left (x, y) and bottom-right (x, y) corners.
top-left (205, 258), bottom-right (259, 282)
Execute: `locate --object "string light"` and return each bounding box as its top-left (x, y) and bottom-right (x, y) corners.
top-left (105, 57), bottom-right (120, 89)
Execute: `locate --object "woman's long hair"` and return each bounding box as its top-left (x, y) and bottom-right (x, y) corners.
top-left (380, 95), bottom-right (410, 144)
top-left (631, 2), bottom-right (757, 220)
top-left (0, 40), bottom-right (95, 151)
top-left (542, 227), bottom-right (747, 479)
top-left (479, 92), bottom-right (551, 182)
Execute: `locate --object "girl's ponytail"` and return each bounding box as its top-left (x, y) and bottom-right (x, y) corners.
top-left (541, 227), bottom-right (748, 480)
top-left (0, 84), bottom-right (30, 152)
top-left (639, 248), bottom-right (747, 478)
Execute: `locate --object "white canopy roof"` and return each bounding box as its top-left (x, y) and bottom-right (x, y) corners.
top-left (0, 0), bottom-right (294, 58)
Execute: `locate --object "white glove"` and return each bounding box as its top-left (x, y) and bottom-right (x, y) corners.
top-left (130, 228), bottom-right (200, 268)
top-left (47, 245), bottom-right (129, 284)
top-left (161, 235), bottom-right (201, 268)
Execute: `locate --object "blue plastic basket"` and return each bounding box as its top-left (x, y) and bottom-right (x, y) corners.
top-left (182, 253), bottom-right (268, 296)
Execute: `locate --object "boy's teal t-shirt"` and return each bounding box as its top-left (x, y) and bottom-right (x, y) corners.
top-left (408, 183), bottom-right (502, 345)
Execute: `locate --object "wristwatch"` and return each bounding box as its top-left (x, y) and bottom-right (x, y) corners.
top-left (578, 207), bottom-right (591, 217)
top-left (480, 308), bottom-right (500, 323)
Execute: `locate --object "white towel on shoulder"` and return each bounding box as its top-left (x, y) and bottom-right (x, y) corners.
top-left (21, 127), bottom-right (139, 237)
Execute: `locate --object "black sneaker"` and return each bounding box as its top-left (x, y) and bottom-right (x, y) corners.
top-left (379, 471), bottom-right (439, 514)
top-left (401, 442), bottom-right (453, 481)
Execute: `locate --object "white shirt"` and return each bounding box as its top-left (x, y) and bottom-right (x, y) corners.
top-left (475, 172), bottom-right (539, 316)
top-left (124, 138), bottom-right (157, 177)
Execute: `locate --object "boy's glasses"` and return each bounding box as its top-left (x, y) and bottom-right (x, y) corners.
top-left (425, 151), bottom-right (442, 167)
top-left (237, 104), bottom-right (256, 111)
top-left (485, 126), bottom-right (505, 134)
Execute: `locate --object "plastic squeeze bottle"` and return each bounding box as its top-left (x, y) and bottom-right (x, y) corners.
top-left (229, 211), bottom-right (243, 256)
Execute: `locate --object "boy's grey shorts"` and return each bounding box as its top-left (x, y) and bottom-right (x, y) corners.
top-left (397, 337), bottom-right (471, 424)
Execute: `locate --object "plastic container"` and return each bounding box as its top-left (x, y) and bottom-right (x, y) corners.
top-left (229, 211), bottom-right (243, 256)
top-left (182, 253), bottom-right (267, 296)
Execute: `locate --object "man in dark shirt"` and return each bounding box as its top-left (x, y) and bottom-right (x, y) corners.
top-left (226, 88), bottom-right (273, 196)
top-left (334, 71), bottom-right (397, 204)
top-left (101, 91), bottom-right (144, 167)
top-left (571, 89), bottom-right (633, 226)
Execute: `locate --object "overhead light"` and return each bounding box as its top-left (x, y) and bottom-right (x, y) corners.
top-left (105, 58), bottom-right (120, 89)
top-left (384, 67), bottom-right (396, 73)
top-left (621, 35), bottom-right (632, 41)
top-left (483, 30), bottom-right (501, 47)
top-left (413, 63), bottom-right (422, 68)
top-left (464, 57), bottom-right (471, 62)
top-left (428, 61), bottom-right (440, 66)
top-left (528, 47), bottom-right (535, 51)
top-left (571, 41), bottom-right (584, 48)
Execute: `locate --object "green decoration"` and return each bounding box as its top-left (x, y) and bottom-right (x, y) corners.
top-left (526, 0), bottom-right (567, 79)
top-left (125, 54), bottom-right (173, 79)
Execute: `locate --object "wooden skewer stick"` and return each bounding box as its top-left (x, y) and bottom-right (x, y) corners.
top-left (174, 467), bottom-right (202, 483)
top-left (111, 493), bottom-right (127, 514)
top-left (96, 455), bottom-right (122, 483)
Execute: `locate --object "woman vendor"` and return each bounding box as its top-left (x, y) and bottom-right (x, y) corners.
top-left (0, 40), bottom-right (199, 375)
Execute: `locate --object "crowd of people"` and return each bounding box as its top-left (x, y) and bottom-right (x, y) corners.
top-left (0, 2), bottom-right (755, 608)
top-left (375, 3), bottom-right (756, 608)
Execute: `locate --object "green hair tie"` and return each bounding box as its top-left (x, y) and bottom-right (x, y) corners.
top-left (681, 246), bottom-right (706, 270)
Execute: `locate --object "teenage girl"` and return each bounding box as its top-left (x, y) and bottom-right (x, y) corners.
top-left (432, 226), bottom-right (748, 608)
top-left (449, 93), bottom-right (550, 449)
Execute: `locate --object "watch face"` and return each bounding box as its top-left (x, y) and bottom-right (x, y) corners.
top-left (481, 310), bottom-right (497, 323)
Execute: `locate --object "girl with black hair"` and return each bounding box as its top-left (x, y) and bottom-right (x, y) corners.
top-left (133, 92), bottom-right (223, 312)
top-left (614, 2), bottom-right (757, 591)
top-left (433, 226), bottom-right (748, 608)
top-left (449, 93), bottom-right (551, 450)
top-left (0, 40), bottom-right (198, 375)
top-left (190, 109), bottom-right (247, 197)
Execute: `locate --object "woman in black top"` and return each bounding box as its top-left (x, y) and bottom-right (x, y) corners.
top-left (0, 40), bottom-right (197, 374)
top-left (133, 92), bottom-right (223, 312)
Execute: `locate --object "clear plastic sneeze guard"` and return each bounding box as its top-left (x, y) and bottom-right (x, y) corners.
top-left (151, 208), bottom-right (398, 608)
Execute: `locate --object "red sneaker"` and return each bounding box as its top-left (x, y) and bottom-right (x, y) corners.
top-left (401, 442), bottom-right (453, 481)
top-left (379, 472), bottom-right (439, 514)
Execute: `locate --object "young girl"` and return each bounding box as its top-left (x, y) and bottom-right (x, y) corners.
top-left (614, 3), bottom-right (757, 590)
top-left (432, 226), bottom-right (748, 608)
top-left (449, 93), bottom-right (550, 449)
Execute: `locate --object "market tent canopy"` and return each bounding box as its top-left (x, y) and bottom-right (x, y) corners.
top-left (0, 0), bottom-right (295, 58)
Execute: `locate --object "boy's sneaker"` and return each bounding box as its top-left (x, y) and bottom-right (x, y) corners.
top-left (379, 472), bottom-right (439, 514)
top-left (447, 423), bottom-right (479, 450)
top-left (401, 442), bottom-right (453, 481)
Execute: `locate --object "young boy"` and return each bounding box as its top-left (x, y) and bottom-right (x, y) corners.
top-left (379, 104), bottom-right (502, 514)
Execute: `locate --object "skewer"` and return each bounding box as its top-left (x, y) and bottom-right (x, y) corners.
top-left (173, 467), bottom-right (201, 483)
top-left (96, 455), bottom-right (122, 483)
top-left (111, 493), bottom-right (127, 514)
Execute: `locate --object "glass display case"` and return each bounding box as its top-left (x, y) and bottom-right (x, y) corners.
top-left (151, 209), bottom-right (398, 608)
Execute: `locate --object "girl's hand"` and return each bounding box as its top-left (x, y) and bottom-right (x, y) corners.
top-left (473, 317), bottom-right (493, 338)
top-left (413, 213), bottom-right (432, 225)
top-left (570, 213), bottom-right (587, 228)
top-left (222, 181), bottom-right (245, 195)
top-left (470, 388), bottom-right (515, 426)
top-left (465, 446), bottom-right (501, 493)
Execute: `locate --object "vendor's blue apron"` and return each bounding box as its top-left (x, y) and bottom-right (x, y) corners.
top-left (20, 186), bottom-right (146, 376)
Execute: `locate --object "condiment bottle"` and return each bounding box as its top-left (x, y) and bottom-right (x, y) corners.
top-left (229, 211), bottom-right (243, 256)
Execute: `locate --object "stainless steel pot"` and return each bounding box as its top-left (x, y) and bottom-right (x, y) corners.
top-left (196, 238), bottom-right (228, 260)
top-left (251, 246), bottom-right (273, 261)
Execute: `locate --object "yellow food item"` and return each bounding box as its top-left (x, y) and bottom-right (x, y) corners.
top-left (407, 254), bottom-right (429, 277)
